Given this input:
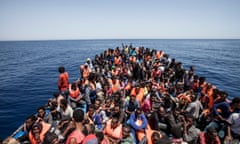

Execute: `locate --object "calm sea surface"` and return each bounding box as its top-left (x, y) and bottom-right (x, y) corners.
top-left (0, 39), bottom-right (239, 139)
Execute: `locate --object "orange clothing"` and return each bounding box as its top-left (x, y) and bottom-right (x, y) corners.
top-left (207, 86), bottom-right (215, 109)
top-left (66, 129), bottom-right (85, 144)
top-left (58, 72), bottom-right (69, 92)
top-left (114, 56), bottom-right (122, 65)
top-left (82, 67), bottom-right (90, 79)
top-left (69, 84), bottom-right (80, 99)
top-left (130, 88), bottom-right (145, 105)
top-left (29, 122), bottom-right (51, 144)
top-left (129, 56), bottom-right (136, 63)
top-left (103, 119), bottom-right (122, 140)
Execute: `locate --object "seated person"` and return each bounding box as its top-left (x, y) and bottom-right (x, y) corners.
top-left (29, 121), bottom-right (51, 144)
top-left (128, 107), bottom-right (148, 143)
top-left (121, 124), bottom-right (135, 144)
top-left (103, 116), bottom-right (122, 143)
top-left (199, 127), bottom-right (221, 144)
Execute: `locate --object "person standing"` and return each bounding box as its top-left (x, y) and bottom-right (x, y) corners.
top-left (58, 66), bottom-right (69, 94)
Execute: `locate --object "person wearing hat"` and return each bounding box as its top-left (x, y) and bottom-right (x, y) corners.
top-left (86, 58), bottom-right (94, 72)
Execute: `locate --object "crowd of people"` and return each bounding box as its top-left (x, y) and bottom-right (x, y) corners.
top-left (3, 44), bottom-right (240, 144)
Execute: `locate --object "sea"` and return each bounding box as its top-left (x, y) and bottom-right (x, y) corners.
top-left (0, 39), bottom-right (239, 139)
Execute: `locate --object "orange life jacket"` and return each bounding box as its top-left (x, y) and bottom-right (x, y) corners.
top-left (82, 67), bottom-right (90, 79)
top-left (129, 56), bottom-right (136, 63)
top-left (58, 72), bottom-right (69, 92)
top-left (29, 122), bottom-right (51, 144)
top-left (103, 119), bottom-right (122, 140)
top-left (114, 56), bottom-right (121, 65)
top-left (69, 84), bottom-right (80, 99)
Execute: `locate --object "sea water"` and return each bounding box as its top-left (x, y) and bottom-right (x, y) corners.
top-left (0, 39), bottom-right (239, 139)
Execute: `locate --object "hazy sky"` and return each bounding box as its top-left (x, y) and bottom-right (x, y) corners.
top-left (1, 0), bottom-right (240, 40)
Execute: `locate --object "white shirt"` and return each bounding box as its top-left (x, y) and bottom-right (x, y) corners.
top-left (227, 112), bottom-right (240, 135)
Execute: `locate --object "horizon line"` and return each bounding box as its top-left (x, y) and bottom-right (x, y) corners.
top-left (1, 38), bottom-right (240, 42)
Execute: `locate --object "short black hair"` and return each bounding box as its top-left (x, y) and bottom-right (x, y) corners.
top-left (206, 127), bottom-right (217, 134)
top-left (231, 97), bottom-right (240, 105)
top-left (26, 114), bottom-right (37, 121)
top-left (37, 106), bottom-right (45, 112)
top-left (73, 109), bottom-right (84, 122)
top-left (58, 66), bottom-right (65, 73)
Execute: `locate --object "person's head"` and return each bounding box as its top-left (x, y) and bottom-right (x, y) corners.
top-left (206, 127), bottom-right (218, 140)
top-left (71, 83), bottom-right (77, 90)
top-left (73, 109), bottom-right (84, 123)
top-left (150, 93), bottom-right (157, 102)
top-left (86, 58), bottom-right (91, 63)
top-left (135, 107), bottom-right (142, 116)
top-left (96, 131), bottom-right (104, 143)
top-left (53, 92), bottom-right (60, 98)
top-left (122, 124), bottom-right (131, 139)
top-left (158, 106), bottom-right (165, 116)
top-left (58, 66), bottom-right (65, 73)
top-left (230, 97), bottom-right (240, 110)
top-left (190, 94), bottom-right (197, 102)
top-left (88, 104), bottom-right (95, 116)
top-left (130, 95), bottom-right (136, 103)
top-left (60, 99), bottom-right (68, 110)
top-left (43, 131), bottom-right (59, 144)
top-left (185, 114), bottom-right (195, 127)
top-left (105, 98), bottom-right (112, 107)
top-left (155, 135), bottom-right (171, 144)
top-left (111, 117), bottom-right (119, 129)
top-left (84, 123), bottom-right (95, 135)
top-left (94, 99), bottom-right (102, 110)
top-left (31, 122), bottom-right (42, 135)
top-left (37, 106), bottom-right (45, 118)
top-left (25, 115), bottom-right (37, 130)
top-left (113, 104), bottom-right (121, 114)
top-left (151, 131), bottom-right (161, 144)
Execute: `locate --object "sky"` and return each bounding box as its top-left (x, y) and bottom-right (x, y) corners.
top-left (0, 0), bottom-right (240, 40)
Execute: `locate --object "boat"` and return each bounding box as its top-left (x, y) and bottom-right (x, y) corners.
top-left (3, 44), bottom-right (239, 144)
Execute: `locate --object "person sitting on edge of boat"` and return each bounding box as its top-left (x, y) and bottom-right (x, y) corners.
top-left (29, 121), bottom-right (51, 144)
top-left (50, 92), bottom-right (65, 111)
top-left (225, 107), bottom-right (240, 143)
top-left (58, 99), bottom-right (73, 121)
top-left (58, 66), bottom-right (69, 95)
top-left (19, 115), bottom-right (38, 142)
top-left (85, 58), bottom-right (94, 72)
top-left (68, 82), bottom-right (81, 109)
top-left (3, 115), bottom-right (38, 144)
top-left (37, 106), bottom-right (53, 125)
top-left (204, 97), bottom-right (240, 140)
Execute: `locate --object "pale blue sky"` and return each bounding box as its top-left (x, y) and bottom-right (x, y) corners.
top-left (1, 0), bottom-right (240, 40)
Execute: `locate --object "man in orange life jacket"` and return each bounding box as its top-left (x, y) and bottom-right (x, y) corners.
top-left (58, 66), bottom-right (69, 95)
